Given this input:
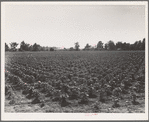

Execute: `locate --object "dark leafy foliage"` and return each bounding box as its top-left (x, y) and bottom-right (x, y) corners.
top-left (5, 51), bottom-right (145, 108)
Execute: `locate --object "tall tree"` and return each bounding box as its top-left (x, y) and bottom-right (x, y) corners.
top-left (5, 43), bottom-right (9, 51)
top-left (116, 42), bottom-right (122, 49)
top-left (104, 43), bottom-right (108, 50)
top-left (10, 42), bottom-right (18, 51)
top-left (126, 43), bottom-right (130, 50)
top-left (138, 40), bottom-right (142, 50)
top-left (32, 43), bottom-right (40, 51)
top-left (50, 48), bottom-right (54, 51)
top-left (107, 40), bottom-right (116, 50)
top-left (142, 38), bottom-right (145, 50)
top-left (97, 41), bottom-right (103, 49)
top-left (134, 41), bottom-right (142, 50)
top-left (20, 41), bottom-right (30, 51)
top-left (122, 42), bottom-right (127, 50)
top-left (69, 47), bottom-right (74, 51)
top-left (29, 45), bottom-right (33, 51)
top-left (129, 44), bottom-right (134, 50)
top-left (75, 42), bottom-right (80, 51)
top-left (84, 43), bottom-right (91, 50)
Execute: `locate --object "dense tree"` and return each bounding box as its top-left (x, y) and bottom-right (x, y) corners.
top-left (69, 47), bottom-right (74, 51)
top-left (84, 43), bottom-right (91, 50)
top-left (29, 45), bottom-right (33, 51)
top-left (75, 42), bottom-right (80, 51)
top-left (133, 40), bottom-right (142, 50)
top-left (122, 42), bottom-right (128, 50)
top-left (116, 42), bottom-right (122, 49)
top-left (126, 43), bottom-right (130, 50)
top-left (97, 41), bottom-right (103, 50)
top-left (133, 41), bottom-right (141, 50)
top-left (32, 43), bottom-right (40, 51)
top-left (5, 43), bottom-right (9, 51)
top-left (7, 37), bottom-right (145, 52)
top-left (10, 42), bottom-right (18, 51)
top-left (20, 41), bottom-right (26, 51)
top-left (129, 44), bottom-right (134, 50)
top-left (138, 40), bottom-right (142, 50)
top-left (41, 46), bottom-right (49, 51)
top-left (63, 48), bottom-right (67, 51)
top-left (115, 38), bottom-right (145, 51)
top-left (142, 38), bottom-right (145, 50)
top-left (50, 48), bottom-right (54, 51)
top-left (107, 40), bottom-right (116, 50)
top-left (20, 41), bottom-right (30, 51)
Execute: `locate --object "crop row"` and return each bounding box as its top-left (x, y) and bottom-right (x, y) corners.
top-left (5, 51), bottom-right (145, 107)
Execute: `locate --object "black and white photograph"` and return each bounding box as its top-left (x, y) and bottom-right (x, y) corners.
top-left (1, 1), bottom-right (148, 121)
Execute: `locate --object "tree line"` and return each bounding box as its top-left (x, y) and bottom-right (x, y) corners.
top-left (5, 41), bottom-right (55, 52)
top-left (83, 38), bottom-right (145, 51)
top-left (5, 38), bottom-right (145, 52)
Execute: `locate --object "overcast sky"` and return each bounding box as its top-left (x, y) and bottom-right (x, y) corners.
top-left (3, 2), bottom-right (146, 49)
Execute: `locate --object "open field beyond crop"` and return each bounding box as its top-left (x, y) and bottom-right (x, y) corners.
top-left (5, 51), bottom-right (145, 113)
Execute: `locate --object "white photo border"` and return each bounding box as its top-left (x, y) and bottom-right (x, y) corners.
top-left (1, 1), bottom-right (148, 121)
